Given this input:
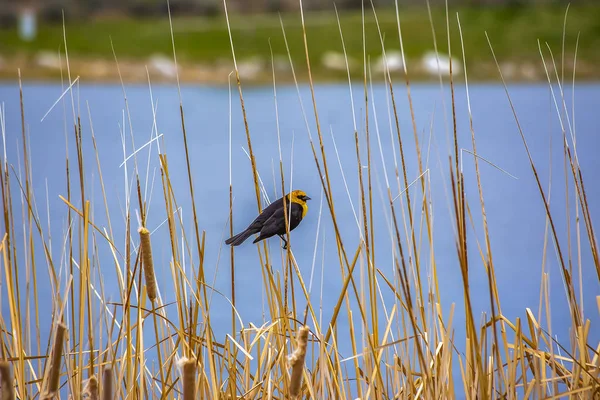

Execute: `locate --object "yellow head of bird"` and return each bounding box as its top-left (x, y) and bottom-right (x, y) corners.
top-left (288, 190), bottom-right (311, 218)
top-left (289, 190), bottom-right (311, 203)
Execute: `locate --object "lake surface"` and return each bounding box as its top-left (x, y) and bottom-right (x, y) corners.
top-left (1, 81), bottom-right (599, 394)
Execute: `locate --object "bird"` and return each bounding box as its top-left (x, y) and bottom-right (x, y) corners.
top-left (225, 190), bottom-right (311, 249)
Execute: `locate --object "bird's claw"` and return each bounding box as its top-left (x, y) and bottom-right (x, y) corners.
top-left (279, 235), bottom-right (289, 250)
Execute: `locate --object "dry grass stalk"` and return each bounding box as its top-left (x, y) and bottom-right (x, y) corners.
top-left (138, 226), bottom-right (157, 302)
top-left (181, 358), bottom-right (197, 400)
top-left (82, 375), bottom-right (98, 400)
top-left (0, 361), bottom-right (14, 400)
top-left (102, 368), bottom-right (112, 400)
top-left (43, 323), bottom-right (67, 399)
top-left (288, 326), bottom-right (309, 399)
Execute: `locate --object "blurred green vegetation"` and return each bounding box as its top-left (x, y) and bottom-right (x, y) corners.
top-left (1, 4), bottom-right (599, 80)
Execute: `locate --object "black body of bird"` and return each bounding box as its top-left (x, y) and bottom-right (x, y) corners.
top-left (225, 190), bottom-right (311, 249)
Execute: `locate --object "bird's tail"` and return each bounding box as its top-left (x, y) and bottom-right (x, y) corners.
top-left (225, 229), bottom-right (254, 246)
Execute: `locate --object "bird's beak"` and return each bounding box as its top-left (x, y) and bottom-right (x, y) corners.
top-left (305, 196), bottom-right (311, 201)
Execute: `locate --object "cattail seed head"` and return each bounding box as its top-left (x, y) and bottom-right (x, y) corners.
top-left (82, 375), bottom-right (98, 400)
top-left (44, 323), bottom-right (67, 398)
top-left (0, 361), bottom-right (14, 400)
top-left (138, 226), bottom-right (157, 302)
top-left (102, 367), bottom-right (113, 400)
top-left (181, 358), bottom-right (197, 400)
top-left (288, 326), bottom-right (309, 399)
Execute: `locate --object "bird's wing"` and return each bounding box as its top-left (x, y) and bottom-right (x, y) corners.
top-left (259, 207), bottom-right (287, 237)
top-left (246, 197), bottom-right (283, 230)
top-left (259, 203), bottom-right (305, 238)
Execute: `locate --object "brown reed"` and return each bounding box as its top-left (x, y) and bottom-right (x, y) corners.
top-left (83, 375), bottom-right (98, 400)
top-left (288, 326), bottom-right (309, 399)
top-left (0, 361), bottom-right (14, 400)
top-left (43, 323), bottom-right (67, 399)
top-left (181, 358), bottom-right (197, 400)
top-left (102, 367), bottom-right (113, 400)
top-left (138, 226), bottom-right (157, 302)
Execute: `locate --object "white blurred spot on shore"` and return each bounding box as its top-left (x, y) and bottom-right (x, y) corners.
top-left (35, 51), bottom-right (62, 70)
top-left (237, 57), bottom-right (264, 80)
top-left (421, 51), bottom-right (462, 76)
top-left (374, 51), bottom-right (404, 73)
top-left (322, 51), bottom-right (354, 71)
top-left (273, 55), bottom-right (291, 73)
top-left (149, 54), bottom-right (178, 78)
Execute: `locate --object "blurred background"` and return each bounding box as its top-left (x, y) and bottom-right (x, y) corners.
top-left (0, 0), bottom-right (589, 19)
top-left (0, 0), bottom-right (598, 83)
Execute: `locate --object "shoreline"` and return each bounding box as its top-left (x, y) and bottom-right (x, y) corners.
top-left (1, 55), bottom-right (597, 85)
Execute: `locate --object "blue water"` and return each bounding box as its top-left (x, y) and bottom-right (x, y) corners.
top-left (1, 81), bottom-right (599, 395)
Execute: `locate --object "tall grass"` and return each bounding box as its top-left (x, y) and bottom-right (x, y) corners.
top-left (0, 0), bottom-right (598, 399)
